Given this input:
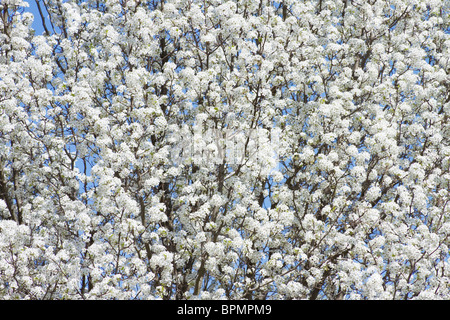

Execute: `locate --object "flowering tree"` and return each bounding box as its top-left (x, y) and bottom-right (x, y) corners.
top-left (0, 0), bottom-right (449, 300)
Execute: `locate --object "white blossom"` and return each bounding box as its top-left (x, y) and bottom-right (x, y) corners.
top-left (0, 0), bottom-right (449, 300)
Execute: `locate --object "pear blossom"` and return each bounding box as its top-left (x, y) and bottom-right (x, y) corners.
top-left (0, 0), bottom-right (449, 300)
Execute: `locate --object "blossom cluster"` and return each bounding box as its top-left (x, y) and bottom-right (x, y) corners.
top-left (0, 0), bottom-right (449, 299)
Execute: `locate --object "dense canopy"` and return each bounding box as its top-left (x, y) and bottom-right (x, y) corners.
top-left (0, 0), bottom-right (449, 299)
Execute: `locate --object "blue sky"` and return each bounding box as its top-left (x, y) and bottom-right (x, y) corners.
top-left (26, 0), bottom-right (47, 36)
